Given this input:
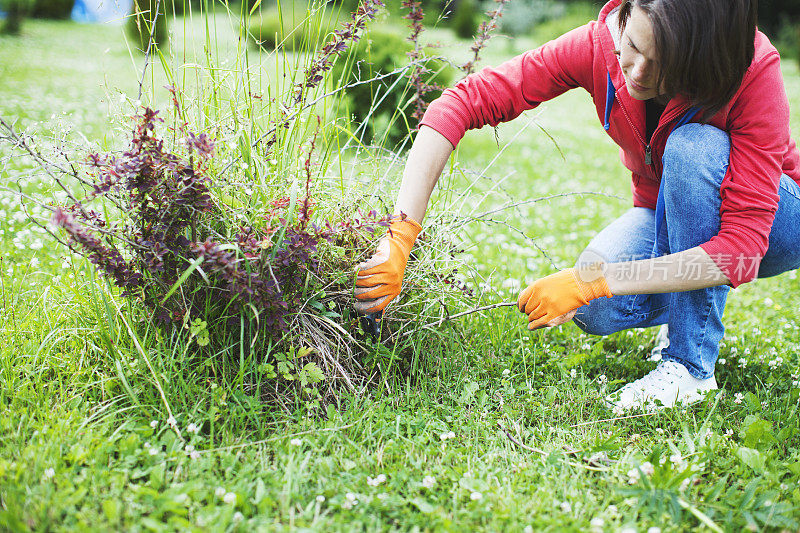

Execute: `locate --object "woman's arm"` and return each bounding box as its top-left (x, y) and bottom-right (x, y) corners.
top-left (394, 126), bottom-right (454, 222)
top-left (602, 246), bottom-right (730, 294)
top-left (353, 126), bottom-right (453, 313)
top-left (522, 248), bottom-right (731, 329)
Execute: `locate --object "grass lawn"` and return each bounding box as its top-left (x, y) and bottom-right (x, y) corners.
top-left (2, 12), bottom-right (800, 531)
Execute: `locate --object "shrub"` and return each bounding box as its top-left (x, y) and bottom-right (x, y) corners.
top-left (30, 0), bottom-right (73, 19)
top-left (1, 0), bottom-right (32, 34)
top-left (49, 103), bottom-right (403, 394)
top-left (331, 30), bottom-right (454, 146)
top-left (248, 9), bottom-right (331, 51)
top-left (452, 0), bottom-right (477, 39)
top-left (126, 0), bottom-right (168, 52)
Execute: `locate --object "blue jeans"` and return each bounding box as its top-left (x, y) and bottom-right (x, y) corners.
top-left (573, 123), bottom-right (800, 379)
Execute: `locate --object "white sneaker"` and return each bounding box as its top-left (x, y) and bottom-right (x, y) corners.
top-left (606, 361), bottom-right (717, 413)
top-left (648, 324), bottom-right (669, 362)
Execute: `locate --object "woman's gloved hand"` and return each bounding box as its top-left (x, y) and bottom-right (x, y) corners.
top-left (517, 267), bottom-right (612, 330)
top-left (354, 215), bottom-right (422, 314)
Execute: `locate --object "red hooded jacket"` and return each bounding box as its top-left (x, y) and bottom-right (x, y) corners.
top-left (420, 0), bottom-right (799, 287)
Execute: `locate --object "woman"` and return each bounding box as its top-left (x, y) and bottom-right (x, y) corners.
top-left (353, 0), bottom-right (800, 412)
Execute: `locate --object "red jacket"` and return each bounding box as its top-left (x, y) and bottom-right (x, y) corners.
top-left (420, 0), bottom-right (799, 287)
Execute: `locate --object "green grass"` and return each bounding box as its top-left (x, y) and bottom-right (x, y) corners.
top-left (2, 14), bottom-right (800, 531)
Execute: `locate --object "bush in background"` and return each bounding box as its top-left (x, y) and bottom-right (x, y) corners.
top-left (30, 0), bottom-right (73, 18)
top-left (126, 0), bottom-right (168, 52)
top-left (1, 0), bottom-right (32, 34)
top-left (332, 30), bottom-right (454, 146)
top-left (452, 0), bottom-right (477, 38)
top-left (248, 8), bottom-right (335, 51)
top-left (497, 0), bottom-right (565, 38)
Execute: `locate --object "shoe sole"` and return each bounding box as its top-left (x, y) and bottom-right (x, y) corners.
top-left (605, 382), bottom-right (718, 413)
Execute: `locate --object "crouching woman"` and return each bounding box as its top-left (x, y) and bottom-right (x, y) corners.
top-left (353, 0), bottom-right (800, 411)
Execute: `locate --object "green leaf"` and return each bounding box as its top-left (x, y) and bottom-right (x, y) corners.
top-left (736, 446), bottom-right (766, 473)
top-left (744, 392), bottom-right (761, 412)
top-left (410, 497), bottom-right (435, 513)
top-left (740, 415), bottom-right (776, 450)
top-left (150, 463), bottom-right (165, 490)
top-left (102, 499), bottom-right (119, 521)
top-left (299, 362), bottom-right (324, 387)
top-left (161, 256), bottom-right (206, 304)
top-left (457, 381), bottom-right (480, 405)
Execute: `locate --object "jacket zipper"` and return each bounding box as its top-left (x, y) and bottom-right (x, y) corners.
top-left (615, 95), bottom-right (689, 169)
top-left (615, 95), bottom-right (651, 165)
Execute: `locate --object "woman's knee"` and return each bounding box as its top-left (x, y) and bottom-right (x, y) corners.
top-left (573, 300), bottom-right (624, 336)
top-left (662, 123), bottom-right (730, 193)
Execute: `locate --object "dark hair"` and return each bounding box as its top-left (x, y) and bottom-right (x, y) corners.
top-left (618, 0), bottom-right (757, 118)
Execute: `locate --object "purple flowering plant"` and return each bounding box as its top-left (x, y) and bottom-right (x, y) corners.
top-left (52, 101), bottom-right (392, 375)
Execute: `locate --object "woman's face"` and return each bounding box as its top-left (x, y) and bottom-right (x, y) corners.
top-left (619, 5), bottom-right (664, 100)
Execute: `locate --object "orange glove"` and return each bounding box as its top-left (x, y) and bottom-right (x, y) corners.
top-left (517, 268), bottom-right (612, 330)
top-left (354, 216), bottom-right (422, 313)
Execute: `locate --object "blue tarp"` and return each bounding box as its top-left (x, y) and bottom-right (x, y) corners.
top-left (71, 0), bottom-right (132, 23)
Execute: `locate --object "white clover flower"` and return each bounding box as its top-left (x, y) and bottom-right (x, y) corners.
top-left (42, 468), bottom-right (55, 480)
top-left (502, 369), bottom-right (511, 377)
top-left (290, 438), bottom-right (302, 446)
top-left (734, 392), bottom-right (744, 404)
top-left (640, 461), bottom-right (654, 476)
top-left (590, 517), bottom-right (604, 528)
top-left (167, 416), bottom-right (177, 427)
top-left (422, 476), bottom-right (436, 489)
top-left (680, 478), bottom-right (691, 491)
top-left (669, 454), bottom-right (683, 466)
top-left (724, 429), bottom-right (734, 437)
top-left (223, 492), bottom-right (237, 505)
top-left (316, 495), bottom-right (326, 503)
top-left (607, 504), bottom-right (618, 514)
top-left (143, 442), bottom-right (151, 449)
top-left (627, 468), bottom-right (641, 484)
top-left (470, 491), bottom-right (483, 501)
top-left (186, 423), bottom-right (199, 434)
top-left (215, 487), bottom-right (226, 498)
top-left (232, 512), bottom-right (244, 523)
top-left (647, 528), bottom-right (662, 533)
top-left (149, 420), bottom-right (158, 429)
top-left (570, 369), bottom-right (578, 379)
top-left (190, 450), bottom-right (201, 460)
top-left (148, 447), bottom-right (158, 456)
top-left (559, 501), bottom-right (571, 513)
top-left (367, 474), bottom-right (387, 487)
top-left (185, 444), bottom-right (195, 453)
top-left (524, 526), bottom-right (534, 533)
top-left (597, 374), bottom-right (608, 385)
top-left (738, 358), bottom-right (747, 368)
top-left (655, 427), bottom-right (664, 434)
